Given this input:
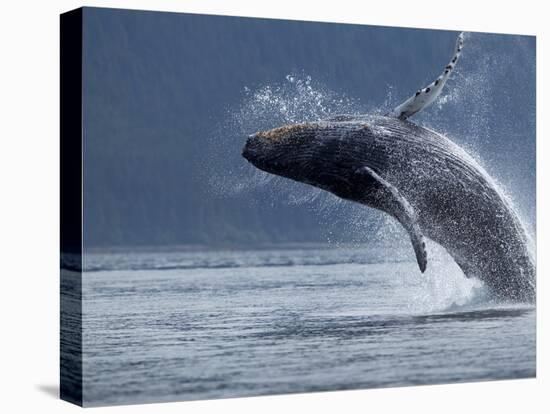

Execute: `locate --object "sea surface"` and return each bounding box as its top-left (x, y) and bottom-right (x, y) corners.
top-left (78, 245), bottom-right (536, 406)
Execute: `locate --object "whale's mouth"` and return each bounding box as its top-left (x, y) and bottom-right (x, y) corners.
top-left (242, 123), bottom-right (317, 179)
top-left (242, 139), bottom-right (284, 179)
top-left (242, 133), bottom-right (263, 164)
top-left (242, 133), bottom-right (278, 176)
top-left (242, 125), bottom-right (289, 167)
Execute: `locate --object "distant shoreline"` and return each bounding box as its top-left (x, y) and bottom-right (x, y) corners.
top-left (83, 241), bottom-right (395, 254)
top-left (82, 239), bottom-right (420, 255)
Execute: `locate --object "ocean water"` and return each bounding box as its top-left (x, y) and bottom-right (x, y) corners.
top-left (80, 246), bottom-right (535, 406)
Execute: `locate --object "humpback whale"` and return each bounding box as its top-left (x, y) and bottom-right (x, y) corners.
top-left (242, 32), bottom-right (535, 302)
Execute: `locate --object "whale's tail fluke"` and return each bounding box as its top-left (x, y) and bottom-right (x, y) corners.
top-left (388, 32), bottom-right (464, 120)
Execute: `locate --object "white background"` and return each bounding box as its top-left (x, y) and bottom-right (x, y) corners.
top-left (0, 0), bottom-right (547, 412)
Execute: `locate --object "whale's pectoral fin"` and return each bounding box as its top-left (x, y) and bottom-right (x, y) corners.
top-left (388, 32), bottom-right (464, 120)
top-left (356, 166), bottom-right (428, 273)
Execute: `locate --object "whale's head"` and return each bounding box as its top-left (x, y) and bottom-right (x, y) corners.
top-left (242, 120), bottom-right (384, 198)
top-left (242, 123), bottom-right (318, 179)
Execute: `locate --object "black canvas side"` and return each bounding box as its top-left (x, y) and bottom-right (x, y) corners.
top-left (60, 7), bottom-right (83, 407)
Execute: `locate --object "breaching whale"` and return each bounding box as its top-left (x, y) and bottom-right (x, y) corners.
top-left (242, 32), bottom-right (535, 302)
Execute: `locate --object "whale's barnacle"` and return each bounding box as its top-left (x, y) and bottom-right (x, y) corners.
top-left (256, 123), bottom-right (316, 142)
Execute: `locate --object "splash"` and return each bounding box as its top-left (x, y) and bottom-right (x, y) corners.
top-left (204, 74), bottom-right (404, 249)
top-left (206, 74), bottom-right (362, 194)
top-left (404, 241), bottom-right (488, 313)
top-left (205, 72), bottom-right (488, 308)
top-left (417, 33), bottom-right (535, 238)
top-left (204, 32), bottom-right (535, 307)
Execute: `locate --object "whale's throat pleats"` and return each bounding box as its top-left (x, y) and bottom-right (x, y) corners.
top-left (355, 166), bottom-right (428, 273)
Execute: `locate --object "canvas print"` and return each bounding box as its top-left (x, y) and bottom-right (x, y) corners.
top-left (60, 6), bottom-right (536, 407)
